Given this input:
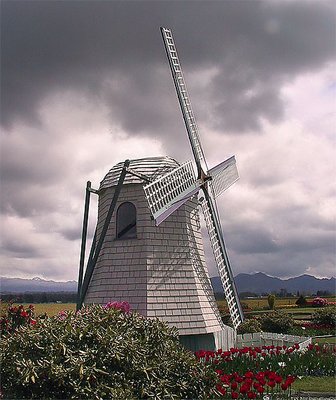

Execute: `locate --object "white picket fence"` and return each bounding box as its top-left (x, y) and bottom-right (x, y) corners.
top-left (236, 332), bottom-right (312, 349)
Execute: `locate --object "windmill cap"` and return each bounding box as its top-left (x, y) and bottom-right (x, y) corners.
top-left (99, 156), bottom-right (180, 190)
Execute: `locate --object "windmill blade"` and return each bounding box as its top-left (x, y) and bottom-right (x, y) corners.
top-left (200, 193), bottom-right (244, 329)
top-left (161, 27), bottom-right (207, 173)
top-left (144, 160), bottom-right (201, 225)
top-left (208, 156), bottom-right (239, 198)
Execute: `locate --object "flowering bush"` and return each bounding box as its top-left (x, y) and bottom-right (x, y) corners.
top-left (1, 303), bottom-right (217, 399)
top-left (0, 303), bottom-right (36, 335)
top-left (312, 297), bottom-right (328, 307)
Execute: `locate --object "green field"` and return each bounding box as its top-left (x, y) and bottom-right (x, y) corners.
top-left (292, 376), bottom-right (336, 393)
top-left (3, 297), bottom-right (335, 318)
top-left (1, 302), bottom-right (76, 316)
top-left (218, 296), bottom-right (336, 311)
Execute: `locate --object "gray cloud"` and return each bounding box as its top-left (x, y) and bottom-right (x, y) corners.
top-left (1, 0), bottom-right (335, 281)
top-left (2, 1), bottom-right (335, 134)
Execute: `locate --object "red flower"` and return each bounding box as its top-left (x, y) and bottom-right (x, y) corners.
top-left (231, 382), bottom-right (238, 390)
top-left (20, 311), bottom-right (28, 318)
top-left (285, 375), bottom-right (295, 385)
top-left (247, 391), bottom-right (256, 399)
top-left (281, 383), bottom-right (288, 391)
top-left (220, 375), bottom-right (230, 383)
top-left (30, 319), bottom-right (37, 326)
top-left (275, 375), bottom-right (282, 384)
top-left (267, 380), bottom-right (276, 388)
top-left (231, 391), bottom-right (239, 399)
top-left (257, 385), bottom-right (264, 393)
top-left (240, 384), bottom-right (248, 394)
top-left (216, 384), bottom-right (226, 395)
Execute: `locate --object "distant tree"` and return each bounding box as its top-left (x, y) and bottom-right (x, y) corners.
top-left (296, 294), bottom-right (307, 307)
top-left (267, 294), bottom-right (276, 310)
top-left (279, 288), bottom-right (288, 298)
top-left (317, 290), bottom-right (332, 297)
top-left (0, 292), bottom-right (77, 304)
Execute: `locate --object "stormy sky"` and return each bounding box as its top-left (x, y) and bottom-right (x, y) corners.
top-left (1, 0), bottom-right (335, 281)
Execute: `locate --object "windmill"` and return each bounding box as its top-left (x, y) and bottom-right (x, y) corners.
top-left (77, 27), bottom-right (243, 351)
top-left (143, 28), bottom-right (244, 329)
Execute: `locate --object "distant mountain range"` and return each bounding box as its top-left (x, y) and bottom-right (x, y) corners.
top-left (0, 277), bottom-right (77, 293)
top-left (1, 273), bottom-right (335, 295)
top-left (211, 272), bottom-right (336, 295)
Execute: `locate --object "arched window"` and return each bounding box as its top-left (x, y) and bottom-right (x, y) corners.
top-left (116, 202), bottom-right (137, 239)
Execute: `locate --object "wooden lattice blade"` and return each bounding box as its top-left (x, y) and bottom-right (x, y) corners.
top-left (144, 160), bottom-right (201, 226)
top-left (201, 194), bottom-right (244, 329)
top-left (208, 156), bottom-right (239, 199)
top-left (161, 27), bottom-right (207, 172)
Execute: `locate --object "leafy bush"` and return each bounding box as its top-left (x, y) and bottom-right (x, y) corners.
top-left (267, 294), bottom-right (275, 310)
top-left (1, 304), bottom-right (216, 399)
top-left (239, 302), bottom-right (250, 311)
top-left (312, 306), bottom-right (336, 327)
top-left (295, 295), bottom-right (307, 307)
top-left (258, 311), bottom-right (294, 334)
top-left (237, 318), bottom-right (261, 334)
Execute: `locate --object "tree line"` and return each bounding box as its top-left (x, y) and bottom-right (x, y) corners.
top-left (0, 292), bottom-right (77, 304)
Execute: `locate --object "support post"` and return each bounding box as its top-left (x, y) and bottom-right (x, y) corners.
top-left (77, 181), bottom-right (92, 311)
top-left (79, 160), bottom-right (130, 307)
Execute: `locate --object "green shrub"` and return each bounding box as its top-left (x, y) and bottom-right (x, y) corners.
top-left (237, 317), bottom-right (261, 334)
top-left (312, 306), bottom-right (336, 326)
top-left (267, 294), bottom-right (276, 310)
top-left (1, 304), bottom-right (216, 399)
top-left (258, 311), bottom-right (294, 333)
top-left (296, 294), bottom-right (307, 307)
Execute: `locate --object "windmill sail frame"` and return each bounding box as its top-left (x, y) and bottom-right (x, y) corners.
top-left (154, 27), bottom-right (244, 329)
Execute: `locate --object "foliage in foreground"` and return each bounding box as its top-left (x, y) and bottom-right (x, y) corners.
top-left (1, 303), bottom-right (216, 399)
top-left (197, 342), bottom-right (336, 399)
top-left (312, 305), bottom-right (336, 326)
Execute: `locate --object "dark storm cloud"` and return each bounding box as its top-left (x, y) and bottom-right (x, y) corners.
top-left (229, 228), bottom-right (280, 255)
top-left (1, 0), bottom-right (335, 134)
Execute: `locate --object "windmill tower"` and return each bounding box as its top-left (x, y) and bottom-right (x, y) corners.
top-left (77, 28), bottom-right (244, 351)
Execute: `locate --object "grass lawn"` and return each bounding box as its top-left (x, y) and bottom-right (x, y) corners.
top-left (32, 302), bottom-right (76, 316)
top-left (1, 302), bottom-right (76, 316)
top-left (292, 376), bottom-right (336, 393)
top-left (314, 336), bottom-right (336, 345)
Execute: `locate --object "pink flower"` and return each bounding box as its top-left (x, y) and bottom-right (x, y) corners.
top-left (105, 301), bottom-right (130, 313)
